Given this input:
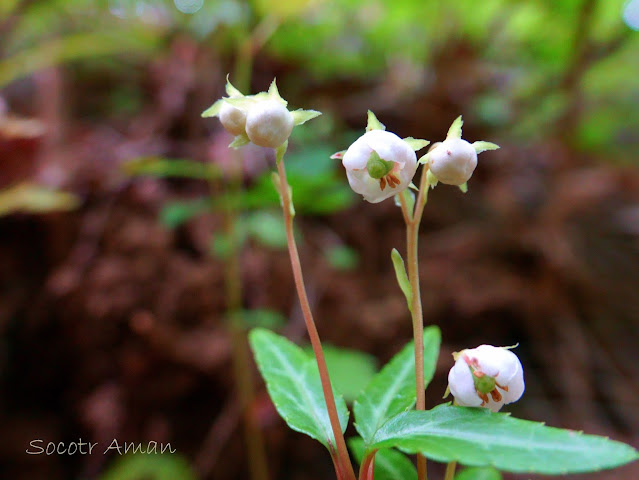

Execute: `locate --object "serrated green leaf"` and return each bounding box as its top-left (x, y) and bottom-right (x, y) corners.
top-left (249, 329), bottom-right (349, 448)
top-left (447, 116), bottom-right (463, 139)
top-left (455, 466), bottom-right (502, 480)
top-left (100, 453), bottom-right (197, 480)
top-left (291, 108), bottom-right (322, 126)
top-left (472, 141), bottom-right (500, 154)
top-left (390, 248), bottom-right (412, 312)
top-left (122, 156), bottom-right (220, 180)
top-left (366, 110), bottom-right (386, 131)
top-left (371, 405), bottom-right (639, 474)
top-left (353, 327), bottom-right (441, 445)
top-left (349, 437), bottom-right (417, 480)
top-left (229, 133), bottom-right (250, 148)
top-left (201, 98), bottom-right (224, 118)
top-left (0, 183), bottom-right (80, 216)
top-left (403, 137), bottom-right (430, 151)
top-left (316, 346), bottom-right (377, 403)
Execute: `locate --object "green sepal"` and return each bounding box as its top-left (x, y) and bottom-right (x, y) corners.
top-left (225, 75), bottom-right (243, 97)
top-left (403, 137), bottom-right (430, 151)
top-left (267, 78), bottom-right (288, 106)
top-left (458, 182), bottom-right (468, 193)
top-left (224, 95), bottom-right (261, 112)
top-left (447, 115), bottom-right (463, 139)
top-left (201, 98), bottom-right (225, 118)
top-left (229, 133), bottom-right (250, 149)
top-left (366, 110), bottom-right (386, 131)
top-left (391, 248), bottom-right (412, 312)
top-left (291, 109), bottom-right (322, 126)
top-left (473, 141), bottom-right (500, 154)
top-left (418, 152), bottom-right (430, 165)
top-left (408, 182), bottom-right (419, 191)
top-left (426, 169), bottom-right (439, 188)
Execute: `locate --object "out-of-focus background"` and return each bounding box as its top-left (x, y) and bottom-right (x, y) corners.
top-left (1, 0), bottom-right (638, 479)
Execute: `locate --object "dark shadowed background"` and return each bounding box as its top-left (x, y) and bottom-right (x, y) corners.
top-left (1, 0), bottom-right (638, 479)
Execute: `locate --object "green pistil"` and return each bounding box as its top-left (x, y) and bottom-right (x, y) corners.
top-left (366, 151), bottom-right (394, 179)
top-left (472, 370), bottom-right (496, 394)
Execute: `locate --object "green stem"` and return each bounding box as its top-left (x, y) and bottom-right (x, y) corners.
top-left (399, 166), bottom-right (431, 480)
top-left (276, 148), bottom-right (356, 480)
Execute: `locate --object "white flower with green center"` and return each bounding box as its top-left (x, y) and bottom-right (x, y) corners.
top-left (333, 111), bottom-right (429, 203)
top-left (448, 344), bottom-right (525, 412)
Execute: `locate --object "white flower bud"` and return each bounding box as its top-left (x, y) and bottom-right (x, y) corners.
top-left (448, 344), bottom-right (524, 412)
top-left (342, 130), bottom-right (417, 203)
top-left (245, 99), bottom-right (294, 148)
top-left (428, 138), bottom-right (478, 186)
top-left (219, 101), bottom-right (247, 136)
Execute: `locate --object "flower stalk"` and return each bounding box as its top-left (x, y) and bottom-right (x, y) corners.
top-left (399, 164), bottom-right (431, 480)
top-left (275, 144), bottom-right (356, 480)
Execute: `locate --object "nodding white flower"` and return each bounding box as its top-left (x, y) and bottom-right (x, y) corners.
top-left (219, 101), bottom-right (246, 136)
top-left (425, 116), bottom-right (499, 187)
top-left (202, 77), bottom-right (320, 149)
top-left (334, 112), bottom-right (428, 203)
top-left (245, 99), bottom-right (294, 148)
top-left (448, 344), bottom-right (524, 412)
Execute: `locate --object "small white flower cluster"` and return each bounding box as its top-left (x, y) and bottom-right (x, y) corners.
top-left (202, 77), bottom-right (320, 149)
top-left (448, 344), bottom-right (525, 412)
top-left (333, 114), bottom-right (499, 203)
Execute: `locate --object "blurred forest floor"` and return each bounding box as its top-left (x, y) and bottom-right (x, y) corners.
top-left (1, 1), bottom-right (639, 479)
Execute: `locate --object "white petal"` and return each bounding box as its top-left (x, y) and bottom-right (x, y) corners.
top-left (448, 357), bottom-right (482, 407)
top-left (342, 135), bottom-right (373, 170)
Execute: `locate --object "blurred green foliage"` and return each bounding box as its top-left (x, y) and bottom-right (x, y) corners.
top-left (0, 183), bottom-right (80, 216)
top-left (100, 453), bottom-right (198, 480)
top-left (1, 0), bottom-right (636, 161)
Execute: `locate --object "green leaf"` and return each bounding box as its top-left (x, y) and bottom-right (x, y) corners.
top-left (159, 199), bottom-right (210, 229)
top-left (0, 183), bottom-right (80, 216)
top-left (100, 454), bottom-right (197, 480)
top-left (324, 245), bottom-right (359, 271)
top-left (366, 110), bottom-right (386, 131)
top-left (249, 328), bottom-right (349, 448)
top-left (472, 141), bottom-right (500, 154)
top-left (371, 405), bottom-right (639, 474)
top-left (291, 108), bottom-right (322, 126)
top-left (455, 466), bottom-right (502, 480)
top-left (353, 327), bottom-right (441, 445)
top-left (318, 346), bottom-right (377, 403)
top-left (122, 157), bottom-right (220, 180)
top-left (201, 98), bottom-right (224, 118)
top-left (446, 115), bottom-right (463, 140)
top-left (349, 437), bottom-right (417, 480)
top-left (390, 248), bottom-right (412, 312)
top-left (403, 137), bottom-right (430, 151)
